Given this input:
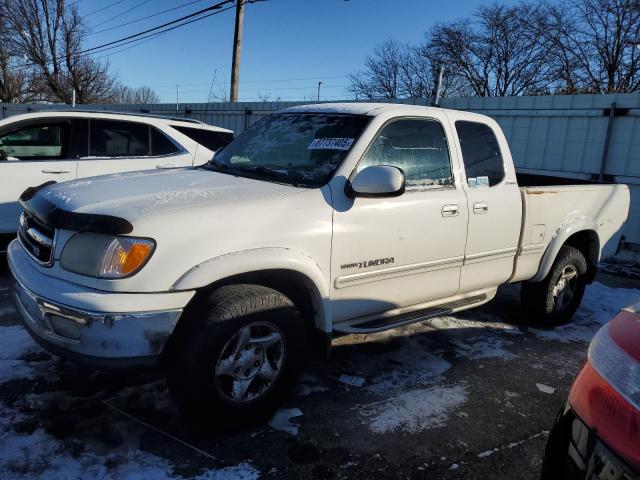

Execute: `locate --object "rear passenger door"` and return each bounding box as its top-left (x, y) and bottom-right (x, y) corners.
top-left (454, 121), bottom-right (522, 293)
top-left (76, 119), bottom-right (192, 178)
top-left (0, 120), bottom-right (78, 233)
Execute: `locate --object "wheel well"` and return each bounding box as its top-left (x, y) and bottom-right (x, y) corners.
top-left (563, 230), bottom-right (599, 283)
top-left (177, 269), bottom-right (330, 358)
top-left (200, 269), bottom-right (316, 320)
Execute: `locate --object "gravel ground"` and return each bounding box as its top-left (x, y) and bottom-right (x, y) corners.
top-left (1, 267), bottom-right (639, 480)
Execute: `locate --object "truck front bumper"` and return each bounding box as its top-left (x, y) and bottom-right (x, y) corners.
top-left (7, 240), bottom-right (193, 369)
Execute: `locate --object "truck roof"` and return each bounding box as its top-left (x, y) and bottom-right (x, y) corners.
top-left (0, 110), bottom-right (233, 133)
top-left (281, 102), bottom-right (492, 122)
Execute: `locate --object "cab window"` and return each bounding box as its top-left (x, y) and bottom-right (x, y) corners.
top-left (358, 118), bottom-right (453, 188)
top-left (0, 122), bottom-right (70, 161)
top-left (455, 121), bottom-right (505, 187)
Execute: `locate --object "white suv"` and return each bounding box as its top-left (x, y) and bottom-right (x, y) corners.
top-left (0, 110), bottom-right (233, 247)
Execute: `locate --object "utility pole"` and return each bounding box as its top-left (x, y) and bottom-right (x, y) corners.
top-left (176, 84), bottom-right (180, 111)
top-left (230, 0), bottom-right (245, 103)
top-left (317, 81), bottom-right (322, 102)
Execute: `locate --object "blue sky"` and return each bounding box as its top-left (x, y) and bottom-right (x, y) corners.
top-left (79, 0), bottom-right (518, 103)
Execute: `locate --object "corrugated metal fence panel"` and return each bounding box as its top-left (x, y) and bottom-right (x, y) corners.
top-left (440, 94), bottom-right (640, 182)
top-left (2, 94), bottom-right (639, 249)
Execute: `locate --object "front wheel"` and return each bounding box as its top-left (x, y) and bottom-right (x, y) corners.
top-left (166, 284), bottom-right (307, 429)
top-left (521, 245), bottom-right (588, 326)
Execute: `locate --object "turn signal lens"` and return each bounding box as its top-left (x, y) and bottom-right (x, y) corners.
top-left (98, 237), bottom-right (155, 278)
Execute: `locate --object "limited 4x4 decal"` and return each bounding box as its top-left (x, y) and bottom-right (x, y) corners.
top-left (340, 257), bottom-right (394, 270)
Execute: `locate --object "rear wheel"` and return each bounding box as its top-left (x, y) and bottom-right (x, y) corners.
top-left (521, 246), bottom-right (588, 326)
top-left (166, 284), bottom-right (307, 429)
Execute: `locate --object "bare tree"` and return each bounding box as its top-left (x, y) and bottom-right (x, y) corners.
top-left (425, 3), bottom-right (554, 97)
top-left (4, 0), bottom-right (116, 103)
top-left (0, 4), bottom-right (27, 102)
top-left (111, 85), bottom-right (161, 104)
top-left (547, 0), bottom-right (640, 93)
top-left (348, 40), bottom-right (404, 99)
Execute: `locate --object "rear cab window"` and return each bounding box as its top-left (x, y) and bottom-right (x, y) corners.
top-left (455, 121), bottom-right (505, 187)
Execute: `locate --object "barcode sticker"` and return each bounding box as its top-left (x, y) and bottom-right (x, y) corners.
top-left (308, 138), bottom-right (355, 150)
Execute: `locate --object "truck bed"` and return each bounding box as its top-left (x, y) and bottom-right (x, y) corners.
top-left (510, 177), bottom-right (630, 283)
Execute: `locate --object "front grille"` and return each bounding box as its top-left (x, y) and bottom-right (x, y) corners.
top-left (17, 212), bottom-right (55, 265)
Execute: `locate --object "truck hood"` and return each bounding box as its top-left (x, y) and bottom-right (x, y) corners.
top-left (36, 167), bottom-right (305, 223)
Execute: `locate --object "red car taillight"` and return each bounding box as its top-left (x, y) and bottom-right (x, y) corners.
top-left (569, 310), bottom-right (640, 470)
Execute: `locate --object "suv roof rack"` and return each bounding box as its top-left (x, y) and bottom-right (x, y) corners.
top-left (33, 109), bottom-right (205, 125)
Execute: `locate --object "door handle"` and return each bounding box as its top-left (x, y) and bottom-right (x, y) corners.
top-left (42, 168), bottom-right (70, 174)
top-left (156, 163), bottom-right (180, 169)
top-left (441, 204), bottom-right (460, 217)
top-left (473, 201), bottom-right (488, 214)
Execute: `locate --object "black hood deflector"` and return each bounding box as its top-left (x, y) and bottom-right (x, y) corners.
top-left (19, 182), bottom-right (133, 235)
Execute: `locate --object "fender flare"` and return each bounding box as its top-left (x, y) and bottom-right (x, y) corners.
top-left (171, 247), bottom-right (332, 333)
top-left (530, 217), bottom-right (599, 283)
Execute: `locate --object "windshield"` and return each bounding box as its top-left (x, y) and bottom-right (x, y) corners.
top-left (207, 113), bottom-right (370, 187)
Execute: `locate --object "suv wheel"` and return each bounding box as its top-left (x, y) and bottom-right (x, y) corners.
top-left (166, 284), bottom-right (306, 429)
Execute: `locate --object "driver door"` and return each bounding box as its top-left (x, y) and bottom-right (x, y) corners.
top-left (0, 120), bottom-right (78, 233)
top-left (330, 116), bottom-right (468, 323)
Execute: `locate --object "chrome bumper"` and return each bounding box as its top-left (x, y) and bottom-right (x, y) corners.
top-left (9, 273), bottom-right (183, 369)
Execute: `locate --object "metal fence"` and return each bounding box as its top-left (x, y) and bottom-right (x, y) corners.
top-left (2, 94), bottom-right (639, 256)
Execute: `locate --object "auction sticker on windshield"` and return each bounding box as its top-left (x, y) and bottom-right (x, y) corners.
top-left (308, 138), bottom-right (355, 150)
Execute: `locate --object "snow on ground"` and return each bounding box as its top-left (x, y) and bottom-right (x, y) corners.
top-left (360, 385), bottom-right (468, 434)
top-left (427, 314), bottom-right (522, 335)
top-left (269, 408), bottom-right (304, 435)
top-left (0, 324), bottom-right (260, 480)
top-left (530, 282), bottom-right (640, 343)
top-left (0, 409), bottom-right (179, 480)
top-left (367, 346), bottom-right (452, 394)
top-left (0, 325), bottom-right (44, 383)
top-left (450, 335), bottom-right (516, 360)
top-left (295, 374), bottom-right (330, 397)
top-left (1, 279), bottom-right (638, 476)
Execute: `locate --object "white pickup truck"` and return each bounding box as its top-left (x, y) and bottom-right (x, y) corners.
top-left (7, 103), bottom-right (630, 427)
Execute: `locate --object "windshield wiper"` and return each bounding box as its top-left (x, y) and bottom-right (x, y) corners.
top-left (201, 157), bottom-right (229, 172)
top-left (236, 165), bottom-right (303, 187)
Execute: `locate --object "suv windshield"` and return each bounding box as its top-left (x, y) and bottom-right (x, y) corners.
top-left (205, 113), bottom-right (370, 187)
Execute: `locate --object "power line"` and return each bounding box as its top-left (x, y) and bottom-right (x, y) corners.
top-left (82, 0), bottom-right (234, 55)
top-left (85, 0), bottom-right (127, 17)
top-left (92, 0), bottom-right (154, 29)
top-left (89, 0), bottom-right (208, 36)
top-left (168, 84), bottom-right (349, 93)
top-left (17, 1), bottom-right (237, 69)
top-left (149, 75), bottom-right (349, 88)
top-left (92, 30), bottom-right (167, 61)
top-left (84, 4), bottom-right (237, 57)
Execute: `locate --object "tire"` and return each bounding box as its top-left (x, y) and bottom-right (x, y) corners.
top-left (166, 284), bottom-right (307, 429)
top-left (521, 245), bottom-right (588, 326)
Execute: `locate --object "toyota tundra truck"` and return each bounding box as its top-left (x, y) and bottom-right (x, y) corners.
top-left (7, 103), bottom-right (630, 427)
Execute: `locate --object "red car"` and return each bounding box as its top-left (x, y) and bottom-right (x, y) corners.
top-left (541, 305), bottom-right (640, 479)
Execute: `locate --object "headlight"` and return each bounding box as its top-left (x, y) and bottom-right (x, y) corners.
top-left (60, 233), bottom-right (155, 278)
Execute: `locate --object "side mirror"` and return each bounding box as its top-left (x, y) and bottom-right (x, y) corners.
top-left (348, 165), bottom-right (405, 198)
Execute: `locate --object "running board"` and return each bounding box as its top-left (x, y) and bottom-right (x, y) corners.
top-left (333, 294), bottom-right (488, 334)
